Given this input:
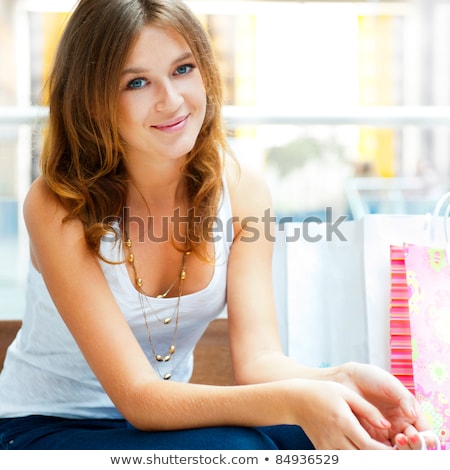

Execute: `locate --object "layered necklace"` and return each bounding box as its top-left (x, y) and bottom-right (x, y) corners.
top-left (125, 183), bottom-right (190, 380)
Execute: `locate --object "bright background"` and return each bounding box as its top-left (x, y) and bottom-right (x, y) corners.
top-left (1, 0), bottom-right (450, 319)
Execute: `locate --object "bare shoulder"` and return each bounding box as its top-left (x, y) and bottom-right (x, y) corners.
top-left (24, 176), bottom-right (64, 226)
top-left (23, 177), bottom-right (86, 267)
top-left (224, 156), bottom-right (272, 219)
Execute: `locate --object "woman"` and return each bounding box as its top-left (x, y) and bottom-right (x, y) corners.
top-left (0, 0), bottom-right (432, 450)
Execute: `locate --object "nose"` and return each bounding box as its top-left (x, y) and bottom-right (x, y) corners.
top-left (154, 79), bottom-right (184, 113)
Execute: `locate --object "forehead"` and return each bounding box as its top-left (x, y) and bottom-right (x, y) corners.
top-left (124, 25), bottom-right (193, 68)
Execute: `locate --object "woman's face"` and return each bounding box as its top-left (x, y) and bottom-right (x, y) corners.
top-left (117, 25), bottom-right (207, 165)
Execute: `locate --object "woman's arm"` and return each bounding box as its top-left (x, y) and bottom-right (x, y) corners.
top-left (225, 162), bottom-right (338, 384)
top-left (224, 163), bottom-right (429, 448)
top-left (22, 176), bottom-right (420, 449)
top-left (27, 177), bottom-right (376, 442)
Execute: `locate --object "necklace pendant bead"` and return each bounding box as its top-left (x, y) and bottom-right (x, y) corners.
top-left (125, 222), bottom-right (184, 387)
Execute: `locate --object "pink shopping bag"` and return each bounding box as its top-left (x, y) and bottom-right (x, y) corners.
top-left (389, 245), bottom-right (415, 394)
top-left (401, 243), bottom-right (450, 449)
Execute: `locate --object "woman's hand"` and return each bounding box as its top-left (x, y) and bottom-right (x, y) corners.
top-left (394, 429), bottom-right (441, 450)
top-left (283, 379), bottom-right (397, 450)
top-left (337, 362), bottom-right (431, 447)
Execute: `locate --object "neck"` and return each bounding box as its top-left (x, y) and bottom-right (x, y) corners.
top-left (126, 150), bottom-right (185, 204)
top-left (126, 160), bottom-right (187, 208)
top-left (128, 174), bottom-right (187, 216)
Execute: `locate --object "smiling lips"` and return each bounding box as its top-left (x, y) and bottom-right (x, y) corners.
top-left (152, 115), bottom-right (189, 133)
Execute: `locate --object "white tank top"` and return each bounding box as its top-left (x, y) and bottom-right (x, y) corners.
top-left (0, 181), bottom-right (232, 419)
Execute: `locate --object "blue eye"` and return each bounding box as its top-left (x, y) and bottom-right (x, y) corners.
top-left (175, 64), bottom-right (194, 75)
top-left (127, 78), bottom-right (148, 89)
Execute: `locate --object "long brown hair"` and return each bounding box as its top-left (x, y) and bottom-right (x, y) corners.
top-left (41, 0), bottom-right (229, 259)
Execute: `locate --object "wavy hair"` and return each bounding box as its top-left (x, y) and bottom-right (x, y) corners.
top-left (40, 0), bottom-right (229, 260)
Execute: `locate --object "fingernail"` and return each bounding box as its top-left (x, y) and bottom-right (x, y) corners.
top-left (398, 436), bottom-right (407, 446)
top-left (380, 417), bottom-right (391, 428)
top-left (410, 434), bottom-right (419, 443)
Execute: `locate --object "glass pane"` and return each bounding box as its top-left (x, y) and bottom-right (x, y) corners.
top-left (1, 0), bottom-right (450, 320)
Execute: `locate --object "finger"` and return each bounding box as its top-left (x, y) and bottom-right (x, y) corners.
top-left (395, 396), bottom-right (432, 433)
top-left (339, 437), bottom-right (359, 450)
top-left (374, 376), bottom-right (430, 431)
top-left (346, 425), bottom-right (392, 450)
top-left (387, 378), bottom-right (428, 427)
top-left (408, 432), bottom-right (426, 450)
top-left (358, 416), bottom-right (392, 446)
top-left (376, 374), bottom-right (417, 419)
top-left (323, 422), bottom-right (389, 450)
top-left (397, 394), bottom-right (421, 421)
top-left (347, 390), bottom-right (392, 431)
top-left (404, 428), bottom-right (441, 450)
top-left (342, 397), bottom-right (393, 449)
top-left (395, 428), bottom-right (441, 450)
top-left (394, 433), bottom-right (412, 450)
top-left (399, 424), bottom-right (423, 450)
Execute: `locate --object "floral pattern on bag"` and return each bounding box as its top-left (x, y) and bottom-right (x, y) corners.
top-left (404, 245), bottom-right (450, 449)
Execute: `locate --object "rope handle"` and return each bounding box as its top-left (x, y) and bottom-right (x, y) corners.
top-left (429, 192), bottom-right (450, 243)
top-left (418, 430), bottom-right (441, 451)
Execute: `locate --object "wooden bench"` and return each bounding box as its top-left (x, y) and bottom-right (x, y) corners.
top-left (0, 318), bottom-right (234, 386)
top-left (0, 320), bottom-right (21, 372)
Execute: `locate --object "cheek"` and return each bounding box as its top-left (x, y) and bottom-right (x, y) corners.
top-left (117, 98), bottom-right (132, 128)
top-left (117, 100), bottom-right (148, 140)
top-left (116, 100), bottom-right (138, 144)
top-left (197, 88), bottom-right (207, 121)
top-left (191, 75), bottom-right (207, 113)
top-left (117, 92), bottom-right (148, 121)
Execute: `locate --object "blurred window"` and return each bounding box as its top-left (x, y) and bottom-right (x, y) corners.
top-left (1, 0), bottom-right (450, 319)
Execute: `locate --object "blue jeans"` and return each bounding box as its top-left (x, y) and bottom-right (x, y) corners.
top-left (0, 415), bottom-right (314, 450)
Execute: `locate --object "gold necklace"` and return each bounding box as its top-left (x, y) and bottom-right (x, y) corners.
top-left (125, 236), bottom-right (190, 380)
top-left (125, 181), bottom-right (190, 380)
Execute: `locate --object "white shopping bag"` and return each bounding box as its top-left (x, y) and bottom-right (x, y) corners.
top-left (279, 209), bottom-right (450, 370)
top-left (279, 216), bottom-right (367, 368)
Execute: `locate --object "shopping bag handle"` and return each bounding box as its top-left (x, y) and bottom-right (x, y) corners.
top-left (430, 191), bottom-right (450, 243)
top-left (418, 430), bottom-right (441, 450)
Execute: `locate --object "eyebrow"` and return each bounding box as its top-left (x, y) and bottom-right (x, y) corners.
top-left (121, 51), bottom-right (195, 76)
